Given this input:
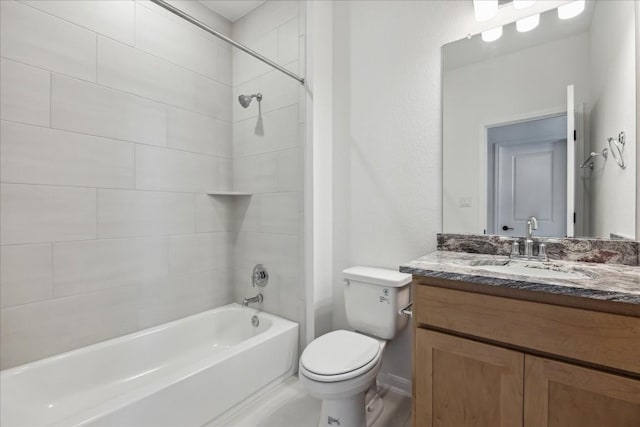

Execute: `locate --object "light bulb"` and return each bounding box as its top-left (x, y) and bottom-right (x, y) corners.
top-left (558, 0), bottom-right (585, 20)
top-left (516, 14), bottom-right (540, 32)
top-left (513, 0), bottom-right (536, 9)
top-left (482, 26), bottom-right (503, 42)
top-left (473, 0), bottom-right (498, 22)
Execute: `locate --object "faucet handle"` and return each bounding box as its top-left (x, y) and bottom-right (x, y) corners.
top-left (538, 242), bottom-right (547, 260)
top-left (510, 240), bottom-right (520, 256)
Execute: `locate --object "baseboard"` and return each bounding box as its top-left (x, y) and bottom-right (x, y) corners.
top-left (377, 372), bottom-right (411, 397)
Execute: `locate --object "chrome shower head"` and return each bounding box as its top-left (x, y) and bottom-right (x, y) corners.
top-left (238, 93), bottom-right (262, 108)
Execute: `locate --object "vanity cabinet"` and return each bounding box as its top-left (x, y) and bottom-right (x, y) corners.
top-left (412, 280), bottom-right (640, 427)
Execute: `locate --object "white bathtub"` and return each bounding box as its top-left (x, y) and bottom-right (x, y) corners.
top-left (1, 304), bottom-right (298, 427)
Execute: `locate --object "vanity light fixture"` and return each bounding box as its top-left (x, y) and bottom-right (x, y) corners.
top-left (558, 0), bottom-right (585, 20)
top-left (482, 26), bottom-right (503, 42)
top-left (513, 0), bottom-right (536, 9)
top-left (473, 0), bottom-right (498, 22)
top-left (516, 13), bottom-right (540, 32)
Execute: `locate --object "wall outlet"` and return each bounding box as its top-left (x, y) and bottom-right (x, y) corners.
top-left (459, 197), bottom-right (472, 208)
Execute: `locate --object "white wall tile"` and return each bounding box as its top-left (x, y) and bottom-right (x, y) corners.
top-left (53, 237), bottom-right (168, 297)
top-left (97, 36), bottom-right (195, 111)
top-left (233, 105), bottom-right (298, 157)
top-left (234, 232), bottom-right (299, 301)
top-left (233, 64), bottom-right (299, 122)
top-left (233, 1), bottom-right (298, 45)
top-left (233, 152), bottom-right (278, 193)
top-left (169, 232), bottom-right (230, 275)
top-left (0, 1), bottom-right (96, 81)
top-left (195, 195), bottom-right (235, 233)
top-left (98, 190), bottom-right (195, 238)
top-left (0, 244), bottom-right (52, 308)
top-left (137, 268), bottom-right (233, 329)
top-left (135, 4), bottom-right (219, 80)
top-left (194, 74), bottom-right (232, 122)
top-left (97, 36), bottom-right (231, 120)
top-left (0, 286), bottom-right (138, 369)
top-left (168, 107), bottom-right (231, 157)
top-left (232, 30), bottom-right (278, 85)
top-left (135, 145), bottom-right (218, 193)
top-left (22, 0), bottom-right (135, 46)
top-left (259, 192), bottom-right (299, 235)
top-left (277, 148), bottom-right (301, 192)
top-left (165, 0), bottom-right (232, 37)
top-left (0, 184), bottom-right (96, 245)
top-left (51, 75), bottom-right (167, 146)
top-left (233, 195), bottom-right (261, 232)
top-left (218, 157), bottom-right (233, 191)
top-left (0, 58), bottom-right (50, 126)
top-left (1, 121), bottom-right (135, 188)
top-left (218, 46), bottom-right (233, 86)
top-left (278, 19), bottom-right (299, 65)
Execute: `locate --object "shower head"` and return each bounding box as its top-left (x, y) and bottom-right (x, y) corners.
top-left (238, 93), bottom-right (262, 108)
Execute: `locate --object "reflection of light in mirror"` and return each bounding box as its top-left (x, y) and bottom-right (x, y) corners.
top-left (558, 0), bottom-right (585, 20)
top-left (473, 0), bottom-right (498, 22)
top-left (516, 14), bottom-right (540, 32)
top-left (482, 26), bottom-right (503, 42)
top-left (513, 0), bottom-right (536, 9)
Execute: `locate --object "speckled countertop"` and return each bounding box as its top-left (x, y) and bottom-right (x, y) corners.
top-left (400, 251), bottom-right (640, 305)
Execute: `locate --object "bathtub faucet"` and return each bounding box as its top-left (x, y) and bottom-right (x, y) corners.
top-left (242, 293), bottom-right (263, 307)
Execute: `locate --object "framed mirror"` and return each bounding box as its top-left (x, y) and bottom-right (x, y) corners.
top-left (442, 1), bottom-right (636, 240)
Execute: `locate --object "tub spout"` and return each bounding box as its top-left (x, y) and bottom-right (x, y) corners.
top-left (242, 293), bottom-right (263, 307)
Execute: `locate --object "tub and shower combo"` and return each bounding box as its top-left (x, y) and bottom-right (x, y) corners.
top-left (1, 305), bottom-right (298, 426)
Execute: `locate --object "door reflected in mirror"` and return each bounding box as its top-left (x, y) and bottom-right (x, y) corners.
top-left (442, 1), bottom-right (636, 240)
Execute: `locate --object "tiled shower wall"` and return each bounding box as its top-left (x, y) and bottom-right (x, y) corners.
top-left (0, 0), bottom-right (236, 369)
top-left (231, 2), bottom-right (305, 331)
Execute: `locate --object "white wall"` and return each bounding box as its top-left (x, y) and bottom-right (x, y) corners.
top-left (0, 0), bottom-right (235, 369)
top-left (443, 34), bottom-right (590, 234)
top-left (588, 1), bottom-right (636, 239)
top-left (231, 1), bottom-right (306, 344)
top-left (329, 0), bottom-right (573, 390)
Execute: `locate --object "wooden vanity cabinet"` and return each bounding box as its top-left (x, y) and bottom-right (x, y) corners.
top-left (412, 280), bottom-right (640, 427)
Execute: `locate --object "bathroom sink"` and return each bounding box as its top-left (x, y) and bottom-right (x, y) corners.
top-left (473, 263), bottom-right (592, 280)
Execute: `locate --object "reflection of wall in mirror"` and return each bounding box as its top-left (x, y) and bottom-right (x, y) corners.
top-left (443, 34), bottom-right (590, 235)
top-left (588, 1), bottom-right (636, 239)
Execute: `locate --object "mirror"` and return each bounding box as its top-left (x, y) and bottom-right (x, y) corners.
top-left (442, 1), bottom-right (636, 240)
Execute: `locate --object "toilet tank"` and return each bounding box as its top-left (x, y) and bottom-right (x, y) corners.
top-left (343, 266), bottom-right (412, 340)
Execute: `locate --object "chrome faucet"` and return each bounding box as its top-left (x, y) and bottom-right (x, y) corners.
top-left (242, 293), bottom-right (263, 307)
top-left (525, 216), bottom-right (538, 257)
top-left (510, 216), bottom-right (548, 261)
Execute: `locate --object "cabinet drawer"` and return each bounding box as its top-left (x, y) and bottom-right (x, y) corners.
top-left (415, 284), bottom-right (640, 374)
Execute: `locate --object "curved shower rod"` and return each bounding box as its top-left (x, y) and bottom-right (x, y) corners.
top-left (148, 0), bottom-right (305, 85)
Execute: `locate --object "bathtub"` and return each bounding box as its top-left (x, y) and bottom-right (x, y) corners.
top-left (1, 304), bottom-right (298, 427)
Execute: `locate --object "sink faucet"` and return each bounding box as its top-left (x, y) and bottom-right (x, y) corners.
top-left (242, 293), bottom-right (263, 307)
top-left (525, 216), bottom-right (538, 257)
top-left (510, 216), bottom-right (548, 261)
top-left (526, 216), bottom-right (538, 239)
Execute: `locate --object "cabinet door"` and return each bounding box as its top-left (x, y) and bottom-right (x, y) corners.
top-left (414, 329), bottom-right (524, 427)
top-left (524, 355), bottom-right (640, 427)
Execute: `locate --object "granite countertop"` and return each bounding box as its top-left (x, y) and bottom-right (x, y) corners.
top-left (400, 251), bottom-right (640, 305)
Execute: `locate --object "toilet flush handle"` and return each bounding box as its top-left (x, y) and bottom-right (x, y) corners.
top-left (399, 301), bottom-right (413, 317)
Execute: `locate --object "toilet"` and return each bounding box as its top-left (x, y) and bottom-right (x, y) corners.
top-left (299, 266), bottom-right (412, 427)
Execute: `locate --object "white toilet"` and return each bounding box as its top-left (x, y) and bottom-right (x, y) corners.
top-left (299, 266), bottom-right (412, 427)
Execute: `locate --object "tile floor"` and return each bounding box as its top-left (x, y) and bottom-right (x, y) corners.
top-left (213, 376), bottom-right (411, 427)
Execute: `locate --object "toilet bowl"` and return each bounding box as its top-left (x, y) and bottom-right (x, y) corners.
top-left (299, 266), bottom-right (412, 427)
top-left (299, 330), bottom-right (386, 427)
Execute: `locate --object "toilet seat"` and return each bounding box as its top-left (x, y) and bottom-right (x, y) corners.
top-left (300, 330), bottom-right (382, 383)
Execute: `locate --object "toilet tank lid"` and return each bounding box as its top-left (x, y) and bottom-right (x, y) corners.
top-left (343, 266), bottom-right (411, 288)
